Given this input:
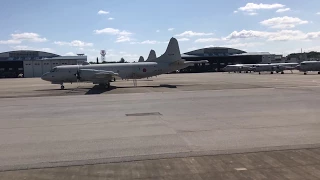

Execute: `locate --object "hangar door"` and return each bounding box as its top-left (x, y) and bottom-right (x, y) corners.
top-left (23, 61), bottom-right (34, 77)
top-left (42, 61), bottom-right (51, 74)
top-left (33, 60), bottom-right (43, 77)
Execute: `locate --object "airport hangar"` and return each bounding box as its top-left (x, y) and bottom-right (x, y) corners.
top-left (0, 50), bottom-right (87, 78)
top-left (181, 47), bottom-right (280, 73)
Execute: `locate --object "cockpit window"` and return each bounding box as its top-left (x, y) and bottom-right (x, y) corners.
top-left (301, 63), bottom-right (306, 65)
top-left (50, 67), bottom-right (57, 72)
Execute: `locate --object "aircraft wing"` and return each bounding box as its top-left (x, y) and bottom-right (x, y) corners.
top-left (183, 60), bottom-right (209, 64)
top-left (80, 69), bottom-right (119, 82)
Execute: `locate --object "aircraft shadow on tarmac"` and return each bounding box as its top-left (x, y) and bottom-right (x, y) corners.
top-left (84, 85), bottom-right (116, 95)
top-left (35, 84), bottom-right (180, 95)
top-left (115, 84), bottom-right (178, 89)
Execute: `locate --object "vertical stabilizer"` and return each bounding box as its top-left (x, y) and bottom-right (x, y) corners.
top-left (153, 37), bottom-right (181, 63)
top-left (138, 56), bottom-right (144, 62)
top-left (146, 50), bottom-right (157, 62)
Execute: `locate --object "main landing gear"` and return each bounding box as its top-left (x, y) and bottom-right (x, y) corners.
top-left (60, 83), bottom-right (65, 90)
top-left (99, 82), bottom-right (110, 89)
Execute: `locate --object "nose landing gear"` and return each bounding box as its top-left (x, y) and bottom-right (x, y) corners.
top-left (60, 84), bottom-right (65, 90)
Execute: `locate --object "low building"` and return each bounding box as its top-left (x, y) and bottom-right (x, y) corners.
top-left (181, 47), bottom-right (278, 72)
top-left (0, 50), bottom-right (87, 78)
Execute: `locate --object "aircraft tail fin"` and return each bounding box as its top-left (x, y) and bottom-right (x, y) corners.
top-left (146, 50), bottom-right (157, 62)
top-left (138, 56), bottom-right (144, 62)
top-left (153, 37), bottom-right (181, 63)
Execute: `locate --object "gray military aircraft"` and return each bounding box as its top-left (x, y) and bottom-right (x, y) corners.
top-left (297, 61), bottom-right (320, 75)
top-left (222, 64), bottom-right (256, 73)
top-left (251, 63), bottom-right (298, 74)
top-left (41, 37), bottom-right (208, 89)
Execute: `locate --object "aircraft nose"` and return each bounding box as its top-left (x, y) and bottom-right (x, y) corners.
top-left (41, 72), bottom-right (49, 81)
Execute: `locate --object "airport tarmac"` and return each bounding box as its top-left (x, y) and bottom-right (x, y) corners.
top-left (0, 72), bottom-right (320, 179)
top-left (1, 71), bottom-right (320, 98)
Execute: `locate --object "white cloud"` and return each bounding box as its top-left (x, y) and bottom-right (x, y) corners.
top-left (1, 32), bottom-right (47, 44)
top-left (94, 28), bottom-right (132, 36)
top-left (65, 52), bottom-right (76, 56)
top-left (233, 11), bottom-right (238, 13)
top-left (108, 17), bottom-right (114, 20)
top-left (225, 29), bottom-right (320, 41)
top-left (156, 30), bottom-right (160, 33)
top-left (226, 30), bottom-right (269, 39)
top-left (140, 40), bottom-right (158, 44)
top-left (54, 40), bottom-right (93, 47)
top-left (260, 16), bottom-right (308, 29)
top-left (248, 12), bottom-right (258, 16)
top-left (238, 3), bottom-right (285, 12)
top-left (276, 8), bottom-right (290, 13)
top-left (177, 38), bottom-right (190, 42)
top-left (195, 38), bottom-right (221, 43)
top-left (94, 28), bottom-right (133, 43)
top-left (11, 32), bottom-right (47, 42)
top-left (0, 39), bottom-right (21, 44)
top-left (168, 28), bottom-right (175, 31)
top-left (116, 36), bottom-right (131, 43)
top-left (316, 12), bottom-right (320, 15)
top-left (175, 31), bottom-right (214, 37)
top-left (305, 32), bottom-right (320, 39)
top-left (98, 10), bottom-right (109, 15)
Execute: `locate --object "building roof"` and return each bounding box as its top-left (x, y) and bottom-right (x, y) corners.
top-left (42, 56), bottom-right (87, 60)
top-left (0, 50), bottom-right (87, 62)
top-left (182, 47), bottom-right (274, 58)
top-left (0, 50), bottom-right (60, 57)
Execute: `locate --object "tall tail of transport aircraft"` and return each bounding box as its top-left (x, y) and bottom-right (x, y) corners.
top-left (153, 38), bottom-right (181, 63)
top-left (138, 56), bottom-right (144, 62)
top-left (146, 50), bottom-right (157, 62)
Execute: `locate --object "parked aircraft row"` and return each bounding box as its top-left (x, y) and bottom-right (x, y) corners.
top-left (222, 61), bottom-right (320, 75)
top-left (41, 38), bottom-right (208, 89)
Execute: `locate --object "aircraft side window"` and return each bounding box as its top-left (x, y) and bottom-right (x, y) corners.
top-left (50, 67), bottom-right (57, 72)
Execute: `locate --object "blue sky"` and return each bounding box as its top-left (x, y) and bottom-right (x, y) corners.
top-left (0, 0), bottom-right (320, 62)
